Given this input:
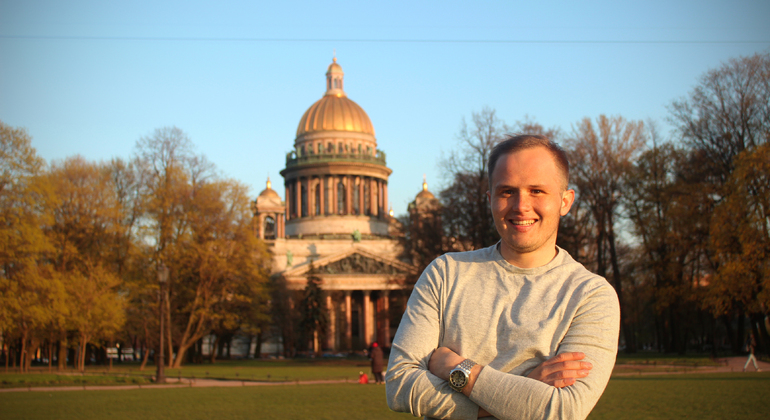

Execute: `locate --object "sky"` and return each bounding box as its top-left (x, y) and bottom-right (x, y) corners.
top-left (1, 0), bottom-right (769, 216)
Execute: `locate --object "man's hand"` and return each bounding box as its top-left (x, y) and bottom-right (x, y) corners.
top-left (428, 346), bottom-right (466, 381)
top-left (527, 352), bottom-right (592, 388)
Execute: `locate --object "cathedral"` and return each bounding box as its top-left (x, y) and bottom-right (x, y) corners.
top-left (252, 58), bottom-right (435, 355)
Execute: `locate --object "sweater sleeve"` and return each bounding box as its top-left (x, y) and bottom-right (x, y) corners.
top-left (469, 282), bottom-right (620, 420)
top-left (385, 259), bottom-right (481, 420)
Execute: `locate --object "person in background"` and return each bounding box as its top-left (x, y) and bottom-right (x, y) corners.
top-left (370, 342), bottom-right (385, 384)
top-left (743, 333), bottom-right (761, 372)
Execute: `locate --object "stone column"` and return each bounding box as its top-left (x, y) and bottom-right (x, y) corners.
top-left (285, 184), bottom-right (291, 221)
top-left (295, 178), bottom-right (302, 218)
top-left (383, 181), bottom-right (389, 218)
top-left (359, 177), bottom-right (365, 215)
top-left (320, 176), bottom-right (326, 216)
top-left (308, 178), bottom-right (315, 217)
top-left (344, 291), bottom-right (352, 350)
top-left (363, 290), bottom-right (372, 346)
top-left (381, 290), bottom-right (390, 347)
top-left (371, 178), bottom-right (378, 217)
top-left (326, 294), bottom-right (335, 350)
top-left (345, 176), bottom-right (353, 215)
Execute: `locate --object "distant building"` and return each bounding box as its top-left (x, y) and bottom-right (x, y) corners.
top-left (253, 58), bottom-right (422, 355)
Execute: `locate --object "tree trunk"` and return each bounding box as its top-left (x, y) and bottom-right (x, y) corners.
top-left (57, 338), bottom-right (66, 371)
top-left (209, 336), bottom-right (219, 364)
top-left (255, 333), bottom-right (263, 359)
top-left (607, 216), bottom-right (635, 353)
top-left (166, 293), bottom-right (173, 368)
top-left (48, 341), bottom-right (53, 372)
top-left (19, 330), bottom-right (28, 373)
top-left (139, 345), bottom-right (150, 372)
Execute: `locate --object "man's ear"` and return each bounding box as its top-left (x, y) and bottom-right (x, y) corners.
top-left (560, 189), bottom-right (575, 216)
top-left (486, 190), bottom-right (491, 204)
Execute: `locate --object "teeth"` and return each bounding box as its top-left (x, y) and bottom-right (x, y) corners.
top-left (511, 220), bottom-right (535, 226)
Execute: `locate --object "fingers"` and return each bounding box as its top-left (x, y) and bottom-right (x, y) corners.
top-left (541, 351), bottom-right (585, 366)
top-left (535, 352), bottom-right (593, 388)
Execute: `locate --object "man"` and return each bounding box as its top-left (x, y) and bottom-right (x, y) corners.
top-left (370, 342), bottom-right (385, 383)
top-left (386, 135), bottom-right (620, 420)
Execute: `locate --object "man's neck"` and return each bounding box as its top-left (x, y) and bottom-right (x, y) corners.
top-left (498, 243), bottom-right (559, 269)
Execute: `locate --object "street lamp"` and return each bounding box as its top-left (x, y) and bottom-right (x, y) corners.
top-left (156, 263), bottom-right (169, 384)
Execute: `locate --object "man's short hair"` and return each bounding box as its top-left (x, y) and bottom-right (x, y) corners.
top-left (487, 134), bottom-right (570, 190)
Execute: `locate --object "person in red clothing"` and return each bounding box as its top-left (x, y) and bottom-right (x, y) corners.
top-left (370, 342), bottom-right (385, 383)
top-left (358, 371), bottom-right (369, 384)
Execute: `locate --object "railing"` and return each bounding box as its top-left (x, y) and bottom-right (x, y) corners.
top-left (285, 150), bottom-right (387, 167)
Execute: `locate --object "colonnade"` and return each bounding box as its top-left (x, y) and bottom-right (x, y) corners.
top-left (323, 289), bottom-right (393, 351)
top-left (285, 175), bottom-right (388, 220)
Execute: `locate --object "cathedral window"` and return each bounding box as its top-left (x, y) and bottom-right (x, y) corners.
top-left (364, 179), bottom-right (370, 215)
top-left (301, 183), bottom-right (308, 217)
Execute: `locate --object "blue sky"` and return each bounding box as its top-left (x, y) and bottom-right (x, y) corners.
top-left (1, 0), bottom-right (769, 216)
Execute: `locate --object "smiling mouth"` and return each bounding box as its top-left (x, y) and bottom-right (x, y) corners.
top-left (509, 220), bottom-right (536, 226)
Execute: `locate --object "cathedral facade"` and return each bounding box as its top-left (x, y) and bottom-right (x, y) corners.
top-left (253, 59), bottom-right (421, 355)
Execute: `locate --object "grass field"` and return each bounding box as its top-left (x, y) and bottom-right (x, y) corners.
top-left (1, 372), bottom-right (768, 419)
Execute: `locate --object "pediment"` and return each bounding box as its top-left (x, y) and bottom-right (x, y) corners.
top-left (317, 253), bottom-right (405, 275)
top-left (282, 247), bottom-right (417, 278)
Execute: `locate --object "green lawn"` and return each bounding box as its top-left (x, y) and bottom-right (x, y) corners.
top-left (1, 372), bottom-right (768, 419)
top-left (0, 372), bottom-right (152, 388)
top-left (589, 372), bottom-right (770, 420)
top-left (1, 358), bottom-right (374, 386)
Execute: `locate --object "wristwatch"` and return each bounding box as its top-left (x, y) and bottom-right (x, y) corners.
top-left (448, 359), bottom-right (476, 392)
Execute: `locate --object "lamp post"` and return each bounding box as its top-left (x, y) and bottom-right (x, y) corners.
top-left (156, 264), bottom-right (169, 384)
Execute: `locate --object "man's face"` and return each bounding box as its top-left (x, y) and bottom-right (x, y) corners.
top-left (487, 147), bottom-right (575, 267)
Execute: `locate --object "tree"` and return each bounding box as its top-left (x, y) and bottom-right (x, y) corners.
top-left (131, 128), bottom-right (271, 368)
top-left (299, 265), bottom-right (327, 356)
top-left (439, 108), bottom-right (511, 250)
top-left (565, 115), bottom-right (646, 352)
top-left (65, 263), bottom-right (125, 371)
top-left (0, 121), bottom-right (56, 372)
top-left (669, 53), bottom-right (770, 185)
top-left (170, 179), bottom-right (271, 367)
top-left (624, 130), bottom-right (712, 353)
top-left (708, 144), bottom-right (770, 354)
top-left (669, 53), bottom-right (770, 353)
top-left (45, 156), bottom-right (132, 368)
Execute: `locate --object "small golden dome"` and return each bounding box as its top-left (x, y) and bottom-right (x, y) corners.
top-left (257, 177), bottom-right (281, 204)
top-left (327, 57), bottom-right (343, 74)
top-left (416, 175), bottom-right (435, 200)
top-left (296, 58), bottom-right (375, 137)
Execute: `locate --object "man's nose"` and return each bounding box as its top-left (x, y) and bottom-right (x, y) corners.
top-left (510, 193), bottom-right (532, 212)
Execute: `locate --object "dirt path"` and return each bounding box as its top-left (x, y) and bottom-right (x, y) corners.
top-left (613, 356), bottom-right (768, 376)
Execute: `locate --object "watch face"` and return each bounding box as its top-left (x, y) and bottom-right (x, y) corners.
top-left (449, 369), bottom-right (468, 389)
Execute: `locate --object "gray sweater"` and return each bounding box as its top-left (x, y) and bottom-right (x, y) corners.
top-left (386, 245), bottom-right (620, 420)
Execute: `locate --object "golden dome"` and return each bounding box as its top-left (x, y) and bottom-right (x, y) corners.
top-left (257, 177), bottom-right (281, 205)
top-left (296, 58), bottom-right (375, 137)
top-left (296, 95), bottom-right (375, 136)
top-left (416, 176), bottom-right (435, 200)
